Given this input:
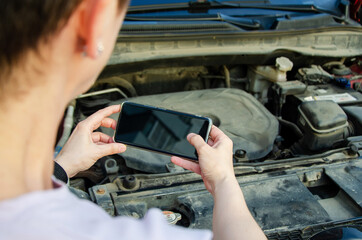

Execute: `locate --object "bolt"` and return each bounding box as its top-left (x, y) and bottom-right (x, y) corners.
top-left (96, 188), bottom-right (105, 195)
top-left (106, 159), bottom-right (116, 168)
top-left (235, 149), bottom-right (246, 158)
top-left (348, 143), bottom-right (359, 155)
top-left (123, 175), bottom-right (136, 189)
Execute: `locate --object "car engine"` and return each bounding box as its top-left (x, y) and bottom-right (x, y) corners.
top-left (57, 54), bottom-right (362, 238)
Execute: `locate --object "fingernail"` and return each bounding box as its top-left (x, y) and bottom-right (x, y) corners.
top-left (120, 144), bottom-right (127, 152)
top-left (187, 133), bottom-right (196, 141)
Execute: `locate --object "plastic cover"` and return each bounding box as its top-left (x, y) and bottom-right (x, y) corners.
top-left (105, 88), bottom-right (279, 173)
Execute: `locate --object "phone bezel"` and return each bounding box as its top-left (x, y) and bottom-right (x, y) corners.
top-left (114, 101), bottom-right (212, 161)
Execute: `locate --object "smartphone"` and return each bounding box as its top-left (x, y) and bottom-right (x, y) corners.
top-left (114, 102), bottom-right (212, 161)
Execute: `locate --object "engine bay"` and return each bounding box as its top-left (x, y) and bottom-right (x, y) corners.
top-left (57, 55), bottom-right (362, 237)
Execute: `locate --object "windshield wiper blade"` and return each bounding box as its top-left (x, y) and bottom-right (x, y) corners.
top-left (127, 2), bottom-right (196, 14)
top-left (125, 13), bottom-right (260, 29)
top-left (212, 1), bottom-right (339, 16)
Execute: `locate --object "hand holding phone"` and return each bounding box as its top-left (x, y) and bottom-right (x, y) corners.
top-left (114, 102), bottom-right (212, 160)
top-left (171, 126), bottom-right (234, 194)
top-left (56, 105), bottom-right (127, 177)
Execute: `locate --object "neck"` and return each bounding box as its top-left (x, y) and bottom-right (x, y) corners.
top-left (0, 71), bottom-right (68, 200)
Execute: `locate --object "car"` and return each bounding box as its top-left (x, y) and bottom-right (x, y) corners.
top-left (56, 1), bottom-right (362, 239)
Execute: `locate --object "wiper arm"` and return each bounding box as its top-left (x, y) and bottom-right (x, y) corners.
top-left (217, 13), bottom-right (260, 29)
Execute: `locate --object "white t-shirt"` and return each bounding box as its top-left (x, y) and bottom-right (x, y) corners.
top-left (0, 182), bottom-right (212, 240)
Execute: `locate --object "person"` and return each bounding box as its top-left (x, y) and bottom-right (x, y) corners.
top-left (0, 0), bottom-right (267, 239)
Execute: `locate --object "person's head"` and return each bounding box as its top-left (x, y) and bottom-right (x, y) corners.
top-left (0, 0), bottom-right (129, 104)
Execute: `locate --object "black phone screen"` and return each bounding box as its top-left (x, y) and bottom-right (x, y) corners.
top-left (114, 102), bottom-right (212, 160)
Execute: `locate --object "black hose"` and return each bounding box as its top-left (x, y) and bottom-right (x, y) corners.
top-left (278, 117), bottom-right (304, 139)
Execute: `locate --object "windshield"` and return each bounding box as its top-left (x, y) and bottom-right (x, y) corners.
top-left (128, 0), bottom-right (343, 16)
top-left (122, 0), bottom-right (354, 32)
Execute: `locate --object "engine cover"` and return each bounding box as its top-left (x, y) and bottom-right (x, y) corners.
top-left (106, 88), bottom-right (278, 173)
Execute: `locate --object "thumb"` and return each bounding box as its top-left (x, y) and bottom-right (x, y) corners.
top-left (95, 143), bottom-right (126, 159)
top-left (187, 133), bottom-right (209, 152)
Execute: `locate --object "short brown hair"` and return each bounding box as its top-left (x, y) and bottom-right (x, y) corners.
top-left (0, 0), bottom-right (128, 79)
top-left (0, 1), bottom-right (83, 77)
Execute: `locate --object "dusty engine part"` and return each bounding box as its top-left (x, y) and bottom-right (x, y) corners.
top-left (292, 101), bottom-right (350, 153)
top-left (101, 88), bottom-right (278, 173)
top-left (298, 65), bottom-right (333, 84)
top-left (271, 80), bottom-right (307, 116)
top-left (323, 62), bottom-right (353, 76)
top-left (322, 61), bottom-right (362, 92)
top-left (108, 66), bottom-right (209, 96)
top-left (343, 106), bottom-right (362, 135)
top-left (247, 57), bottom-right (293, 104)
top-left (285, 83), bottom-right (362, 116)
top-left (103, 158), bottom-right (119, 175)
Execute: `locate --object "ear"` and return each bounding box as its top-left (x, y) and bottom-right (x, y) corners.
top-left (77, 0), bottom-right (117, 59)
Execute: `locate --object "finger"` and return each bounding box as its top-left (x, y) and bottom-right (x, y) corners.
top-left (207, 138), bottom-right (214, 146)
top-left (187, 133), bottom-right (209, 152)
top-left (208, 125), bottom-right (232, 147)
top-left (208, 125), bottom-right (225, 141)
top-left (83, 105), bottom-right (121, 130)
top-left (96, 143), bottom-right (127, 159)
top-left (92, 132), bottom-right (114, 144)
top-left (171, 156), bottom-right (201, 175)
top-left (100, 118), bottom-right (117, 130)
